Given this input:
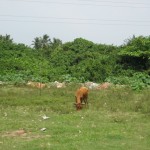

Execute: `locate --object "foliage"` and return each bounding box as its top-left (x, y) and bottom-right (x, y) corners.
top-left (32, 34), bottom-right (62, 58)
top-left (61, 38), bottom-right (117, 82)
top-left (32, 34), bottom-right (51, 50)
top-left (106, 72), bottom-right (150, 90)
top-left (59, 74), bottom-right (85, 83)
top-left (0, 37), bottom-right (51, 83)
top-left (0, 34), bottom-right (150, 90)
top-left (118, 36), bottom-right (150, 71)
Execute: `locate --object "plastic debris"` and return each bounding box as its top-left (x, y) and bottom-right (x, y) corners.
top-left (42, 115), bottom-right (49, 120)
top-left (41, 128), bottom-right (46, 131)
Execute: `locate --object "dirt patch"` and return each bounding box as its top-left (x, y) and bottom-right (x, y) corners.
top-left (1, 129), bottom-right (51, 141)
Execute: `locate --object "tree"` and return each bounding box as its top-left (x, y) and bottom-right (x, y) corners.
top-left (32, 35), bottom-right (63, 58)
top-left (32, 34), bottom-right (51, 50)
top-left (51, 38), bottom-right (62, 49)
top-left (32, 37), bottom-right (42, 50)
top-left (0, 34), bottom-right (13, 43)
top-left (118, 36), bottom-right (150, 71)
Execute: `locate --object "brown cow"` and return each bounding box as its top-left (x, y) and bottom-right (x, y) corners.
top-left (75, 87), bottom-right (89, 110)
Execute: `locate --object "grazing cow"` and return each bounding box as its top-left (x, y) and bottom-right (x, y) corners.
top-left (27, 81), bottom-right (46, 89)
top-left (75, 87), bottom-right (89, 110)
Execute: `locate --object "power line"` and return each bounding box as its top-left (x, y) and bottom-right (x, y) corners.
top-left (77, 0), bottom-right (150, 6)
top-left (0, 14), bottom-right (150, 23)
top-left (1, 0), bottom-right (150, 8)
top-left (0, 19), bottom-right (150, 26)
top-left (3, 0), bottom-right (150, 5)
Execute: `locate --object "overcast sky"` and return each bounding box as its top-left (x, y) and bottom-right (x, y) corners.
top-left (0, 0), bottom-right (150, 46)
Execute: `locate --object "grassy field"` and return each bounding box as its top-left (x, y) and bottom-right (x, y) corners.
top-left (0, 84), bottom-right (150, 150)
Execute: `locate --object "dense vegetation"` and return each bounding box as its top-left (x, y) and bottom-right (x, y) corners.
top-left (0, 34), bottom-right (150, 90)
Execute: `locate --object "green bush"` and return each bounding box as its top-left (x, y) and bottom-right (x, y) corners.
top-left (106, 72), bottom-right (150, 90)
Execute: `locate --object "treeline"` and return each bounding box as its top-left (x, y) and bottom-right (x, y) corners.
top-left (0, 34), bottom-right (150, 90)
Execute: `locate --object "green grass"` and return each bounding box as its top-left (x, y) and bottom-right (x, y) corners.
top-left (0, 85), bottom-right (150, 150)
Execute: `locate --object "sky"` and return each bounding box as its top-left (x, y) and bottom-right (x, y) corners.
top-left (0, 0), bottom-right (150, 46)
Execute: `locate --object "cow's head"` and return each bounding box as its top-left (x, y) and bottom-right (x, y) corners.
top-left (76, 103), bottom-right (82, 110)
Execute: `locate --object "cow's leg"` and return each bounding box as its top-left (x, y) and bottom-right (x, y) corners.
top-left (84, 95), bottom-right (88, 107)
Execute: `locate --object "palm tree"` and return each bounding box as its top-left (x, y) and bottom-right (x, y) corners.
top-left (51, 38), bottom-right (62, 49)
top-left (0, 34), bottom-right (13, 43)
top-left (32, 34), bottom-right (51, 50)
top-left (42, 34), bottom-right (51, 49)
top-left (32, 37), bottom-right (42, 49)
